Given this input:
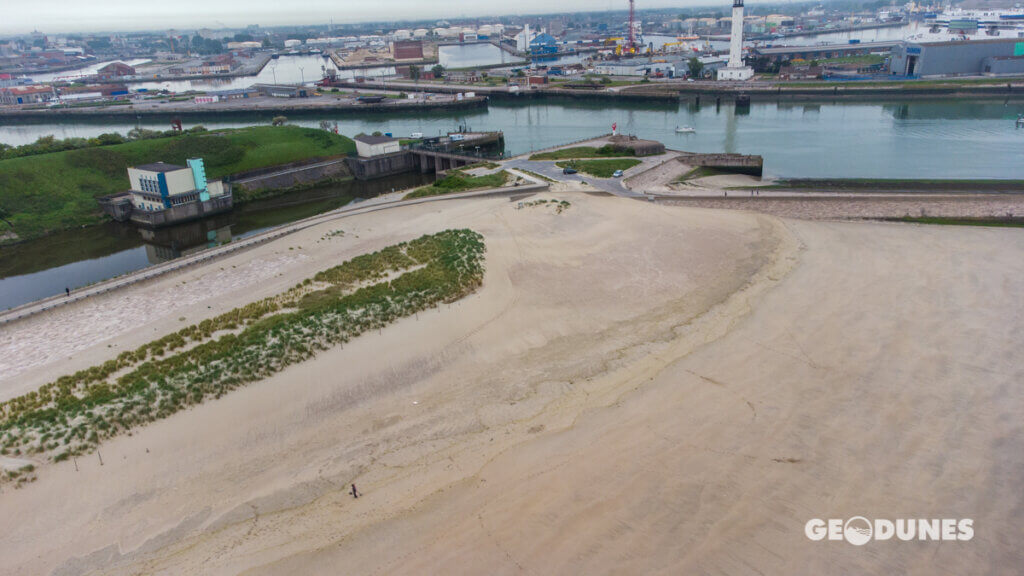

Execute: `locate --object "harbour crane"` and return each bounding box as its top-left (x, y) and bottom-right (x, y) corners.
top-left (628, 0), bottom-right (637, 53)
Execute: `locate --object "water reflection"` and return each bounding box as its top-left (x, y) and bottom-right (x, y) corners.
top-left (139, 217), bottom-right (234, 264)
top-left (2, 99), bottom-right (1023, 178)
top-left (0, 172), bottom-right (431, 310)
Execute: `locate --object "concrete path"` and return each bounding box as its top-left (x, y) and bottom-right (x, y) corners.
top-left (503, 153), bottom-right (675, 199)
top-left (231, 157), bottom-right (350, 185)
top-left (0, 182), bottom-right (547, 326)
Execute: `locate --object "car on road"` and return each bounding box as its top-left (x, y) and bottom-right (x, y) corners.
top-left (612, 170), bottom-right (624, 178)
top-left (563, 167), bottom-right (578, 175)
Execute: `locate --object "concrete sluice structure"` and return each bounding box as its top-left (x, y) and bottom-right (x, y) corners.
top-left (348, 131), bottom-right (505, 180)
top-left (98, 159), bottom-right (233, 229)
top-left (676, 151), bottom-right (764, 177)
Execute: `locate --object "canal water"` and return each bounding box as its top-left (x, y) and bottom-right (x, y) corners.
top-left (3, 98), bottom-right (1022, 179)
top-left (773, 22), bottom-right (924, 46)
top-left (0, 173), bottom-right (430, 311)
top-left (2, 98), bottom-right (1023, 309)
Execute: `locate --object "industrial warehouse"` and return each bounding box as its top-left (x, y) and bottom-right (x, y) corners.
top-left (890, 38), bottom-right (1024, 77)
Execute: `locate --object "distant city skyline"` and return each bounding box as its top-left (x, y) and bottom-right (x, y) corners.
top-left (4, 0), bottom-right (776, 35)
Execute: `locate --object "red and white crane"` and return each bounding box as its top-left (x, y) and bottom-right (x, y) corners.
top-left (628, 0), bottom-right (637, 52)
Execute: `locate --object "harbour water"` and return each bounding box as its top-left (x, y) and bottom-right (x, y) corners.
top-left (2, 97), bottom-right (1023, 308)
top-left (768, 23), bottom-right (923, 46)
top-left (3, 98), bottom-right (1022, 179)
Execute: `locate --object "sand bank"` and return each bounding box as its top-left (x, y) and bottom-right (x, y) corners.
top-left (1, 191), bottom-right (1021, 575)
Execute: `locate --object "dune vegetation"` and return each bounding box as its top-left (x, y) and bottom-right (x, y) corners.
top-left (405, 169), bottom-right (509, 199)
top-left (0, 229), bottom-right (485, 471)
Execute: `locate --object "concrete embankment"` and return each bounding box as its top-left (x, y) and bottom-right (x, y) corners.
top-left (230, 156), bottom-right (354, 196)
top-left (624, 80), bottom-right (1024, 101)
top-left (675, 152), bottom-right (764, 177)
top-left (766, 179), bottom-right (1024, 193)
top-left (0, 95), bottom-right (488, 119)
top-left (323, 80), bottom-right (681, 103)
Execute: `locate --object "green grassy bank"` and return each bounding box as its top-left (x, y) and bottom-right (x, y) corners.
top-left (529, 145), bottom-right (638, 161)
top-left (556, 158), bottom-right (642, 178)
top-left (0, 126), bottom-right (356, 243)
top-left (405, 169), bottom-right (510, 199)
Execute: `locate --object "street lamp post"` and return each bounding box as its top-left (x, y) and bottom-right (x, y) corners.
top-left (299, 66), bottom-right (305, 85)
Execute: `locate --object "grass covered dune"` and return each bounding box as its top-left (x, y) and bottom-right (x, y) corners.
top-left (0, 126), bottom-right (356, 243)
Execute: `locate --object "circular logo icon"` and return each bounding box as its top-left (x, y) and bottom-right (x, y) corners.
top-left (844, 516), bottom-right (873, 546)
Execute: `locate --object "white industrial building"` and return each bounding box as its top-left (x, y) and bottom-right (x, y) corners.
top-left (354, 135), bottom-right (401, 158)
top-left (593, 59), bottom-right (677, 77)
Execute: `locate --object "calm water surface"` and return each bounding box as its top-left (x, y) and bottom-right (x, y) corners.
top-left (0, 173), bottom-right (430, 310)
top-left (3, 99), bottom-right (1022, 178)
top-left (2, 98), bottom-right (1022, 308)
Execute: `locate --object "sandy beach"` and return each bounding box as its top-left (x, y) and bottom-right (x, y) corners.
top-left (0, 191), bottom-right (1021, 575)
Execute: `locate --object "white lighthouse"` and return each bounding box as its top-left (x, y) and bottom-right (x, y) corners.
top-left (717, 0), bottom-right (754, 81)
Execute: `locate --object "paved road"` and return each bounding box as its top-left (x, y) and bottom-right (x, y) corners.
top-left (503, 158), bottom-right (652, 198)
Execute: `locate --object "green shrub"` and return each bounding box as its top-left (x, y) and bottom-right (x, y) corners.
top-left (0, 230), bottom-right (487, 468)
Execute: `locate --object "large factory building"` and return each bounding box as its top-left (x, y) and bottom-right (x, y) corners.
top-left (890, 38), bottom-right (1024, 77)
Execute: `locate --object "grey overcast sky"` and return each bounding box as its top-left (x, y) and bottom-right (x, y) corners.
top-left (2, 0), bottom-right (764, 35)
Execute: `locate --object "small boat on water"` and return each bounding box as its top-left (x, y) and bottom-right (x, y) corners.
top-left (675, 125), bottom-right (696, 134)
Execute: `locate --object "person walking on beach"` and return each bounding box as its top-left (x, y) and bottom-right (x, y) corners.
top-left (351, 484), bottom-right (360, 499)
top-left (65, 287), bottom-right (70, 297)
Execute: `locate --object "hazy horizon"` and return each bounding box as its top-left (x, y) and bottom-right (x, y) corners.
top-left (3, 0), bottom-right (780, 35)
